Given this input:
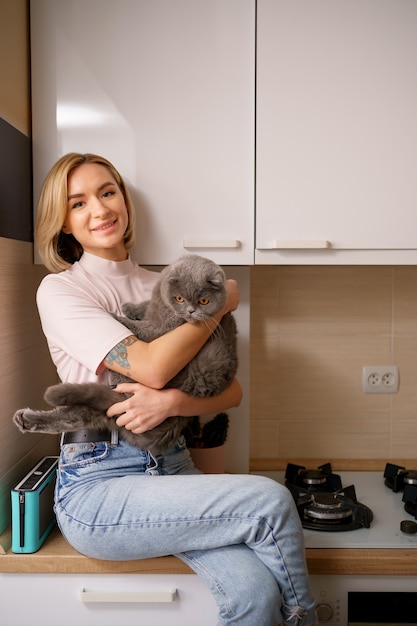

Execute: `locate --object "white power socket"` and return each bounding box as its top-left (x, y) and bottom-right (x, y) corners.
top-left (362, 365), bottom-right (399, 394)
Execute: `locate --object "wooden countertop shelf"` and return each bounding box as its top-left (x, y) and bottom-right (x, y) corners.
top-left (0, 527), bottom-right (192, 574)
top-left (1, 527), bottom-right (417, 576)
top-left (305, 548), bottom-right (417, 576)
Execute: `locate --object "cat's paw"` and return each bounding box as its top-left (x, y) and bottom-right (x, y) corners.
top-left (122, 301), bottom-right (148, 320)
top-left (13, 409), bottom-right (35, 432)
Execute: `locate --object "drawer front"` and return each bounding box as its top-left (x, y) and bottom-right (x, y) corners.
top-left (1, 573), bottom-right (218, 626)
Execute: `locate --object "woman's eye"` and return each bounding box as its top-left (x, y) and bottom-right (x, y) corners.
top-left (175, 296), bottom-right (185, 303)
top-left (71, 201), bottom-right (84, 209)
top-left (199, 298), bottom-right (209, 305)
top-left (102, 190), bottom-right (115, 198)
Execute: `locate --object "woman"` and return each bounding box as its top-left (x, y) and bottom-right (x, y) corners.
top-left (35, 152), bottom-right (316, 626)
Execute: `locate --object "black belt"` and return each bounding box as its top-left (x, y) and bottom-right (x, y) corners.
top-left (62, 428), bottom-right (117, 444)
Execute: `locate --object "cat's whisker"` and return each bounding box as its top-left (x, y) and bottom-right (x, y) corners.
top-left (202, 317), bottom-right (226, 339)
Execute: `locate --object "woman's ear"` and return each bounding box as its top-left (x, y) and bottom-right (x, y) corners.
top-left (61, 224), bottom-right (71, 234)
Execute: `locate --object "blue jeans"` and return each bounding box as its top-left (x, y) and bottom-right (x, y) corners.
top-left (55, 436), bottom-right (316, 625)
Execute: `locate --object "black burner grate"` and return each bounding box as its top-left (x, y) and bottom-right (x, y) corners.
top-left (285, 463), bottom-right (373, 532)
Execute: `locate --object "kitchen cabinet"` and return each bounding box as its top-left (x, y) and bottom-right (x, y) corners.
top-left (256, 0), bottom-right (417, 264)
top-left (30, 0), bottom-right (255, 266)
top-left (0, 572), bottom-right (218, 626)
top-left (30, 0), bottom-right (252, 474)
top-left (32, 0), bottom-right (417, 266)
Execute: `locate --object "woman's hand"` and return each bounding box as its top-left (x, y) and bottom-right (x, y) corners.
top-left (107, 383), bottom-right (178, 434)
top-left (223, 279), bottom-right (239, 314)
top-left (106, 377), bottom-right (242, 435)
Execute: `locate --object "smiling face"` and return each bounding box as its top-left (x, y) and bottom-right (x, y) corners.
top-left (63, 162), bottom-right (130, 261)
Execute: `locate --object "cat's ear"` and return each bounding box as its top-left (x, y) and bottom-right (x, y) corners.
top-left (209, 269), bottom-right (226, 289)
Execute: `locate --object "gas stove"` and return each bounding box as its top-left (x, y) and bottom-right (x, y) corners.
top-left (284, 463), bottom-right (373, 532)
top-left (254, 465), bottom-right (417, 549)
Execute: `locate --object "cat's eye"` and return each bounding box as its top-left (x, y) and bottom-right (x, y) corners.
top-left (199, 298), bottom-right (210, 305)
top-left (175, 296), bottom-right (185, 303)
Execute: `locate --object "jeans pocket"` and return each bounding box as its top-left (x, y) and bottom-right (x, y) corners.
top-left (159, 435), bottom-right (201, 475)
top-left (60, 442), bottom-right (110, 468)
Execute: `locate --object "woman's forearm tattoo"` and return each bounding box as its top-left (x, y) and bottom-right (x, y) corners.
top-left (105, 336), bottom-right (137, 373)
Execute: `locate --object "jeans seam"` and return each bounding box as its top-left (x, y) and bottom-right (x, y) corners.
top-left (178, 551), bottom-right (235, 620)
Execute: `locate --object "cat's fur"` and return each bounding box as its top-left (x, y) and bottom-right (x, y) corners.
top-left (13, 255), bottom-right (238, 454)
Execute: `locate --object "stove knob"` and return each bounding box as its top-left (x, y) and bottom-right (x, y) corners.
top-left (400, 519), bottom-right (417, 534)
top-left (315, 602), bottom-right (334, 622)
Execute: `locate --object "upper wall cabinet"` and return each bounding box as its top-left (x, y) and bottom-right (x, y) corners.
top-left (31, 0), bottom-right (255, 265)
top-left (256, 0), bottom-right (417, 264)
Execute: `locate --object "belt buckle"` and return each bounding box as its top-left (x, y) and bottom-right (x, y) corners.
top-left (110, 429), bottom-right (119, 445)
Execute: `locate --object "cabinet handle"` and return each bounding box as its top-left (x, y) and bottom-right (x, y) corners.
top-left (79, 587), bottom-right (177, 603)
top-left (268, 240), bottom-right (331, 249)
top-left (183, 239), bottom-right (241, 249)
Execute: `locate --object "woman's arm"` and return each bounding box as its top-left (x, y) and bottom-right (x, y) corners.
top-left (102, 279), bottom-right (239, 389)
top-left (107, 377), bottom-right (243, 434)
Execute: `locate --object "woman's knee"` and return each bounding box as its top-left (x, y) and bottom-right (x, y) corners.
top-left (248, 475), bottom-right (295, 510)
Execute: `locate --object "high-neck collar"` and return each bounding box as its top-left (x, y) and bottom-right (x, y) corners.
top-left (78, 251), bottom-right (135, 277)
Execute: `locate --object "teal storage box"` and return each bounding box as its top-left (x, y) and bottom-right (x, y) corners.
top-left (11, 456), bottom-right (59, 553)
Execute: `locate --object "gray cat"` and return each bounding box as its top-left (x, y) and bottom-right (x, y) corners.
top-left (13, 255), bottom-right (237, 454)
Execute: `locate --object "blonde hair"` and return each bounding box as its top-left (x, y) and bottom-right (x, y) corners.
top-left (35, 153), bottom-right (136, 273)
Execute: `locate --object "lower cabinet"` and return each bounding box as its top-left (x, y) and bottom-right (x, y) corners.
top-left (1, 572), bottom-right (218, 626)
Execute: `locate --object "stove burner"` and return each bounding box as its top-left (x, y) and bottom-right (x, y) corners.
top-left (405, 471), bottom-right (417, 486)
top-left (305, 494), bottom-right (353, 521)
top-left (285, 463), bottom-right (373, 532)
top-left (402, 483), bottom-right (417, 519)
top-left (301, 470), bottom-right (328, 486)
top-left (384, 462), bottom-right (407, 491)
top-left (383, 463), bottom-right (417, 520)
top-left (285, 462), bottom-right (343, 495)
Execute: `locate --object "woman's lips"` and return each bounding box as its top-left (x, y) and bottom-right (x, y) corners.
top-left (93, 219), bottom-right (117, 232)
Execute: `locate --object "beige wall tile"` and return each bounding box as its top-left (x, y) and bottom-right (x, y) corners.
top-left (278, 418), bottom-right (391, 459)
top-left (392, 336), bottom-right (417, 421)
top-left (278, 335), bottom-right (391, 419)
top-left (391, 418), bottom-right (417, 458)
top-left (278, 266), bottom-right (393, 336)
top-left (393, 267), bottom-right (417, 336)
top-left (0, 238), bottom-right (59, 535)
top-left (0, 0), bottom-right (31, 134)
top-left (250, 265), bottom-right (417, 463)
top-left (250, 420), bottom-right (280, 458)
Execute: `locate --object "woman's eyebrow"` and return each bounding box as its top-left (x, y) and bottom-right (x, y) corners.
top-left (67, 192), bottom-right (85, 201)
top-left (68, 181), bottom-right (116, 201)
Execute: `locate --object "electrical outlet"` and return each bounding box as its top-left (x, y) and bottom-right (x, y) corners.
top-left (362, 365), bottom-right (399, 394)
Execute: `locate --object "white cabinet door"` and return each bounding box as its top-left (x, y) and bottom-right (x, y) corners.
top-left (1, 573), bottom-right (218, 626)
top-left (31, 0), bottom-right (255, 265)
top-left (256, 0), bottom-right (417, 264)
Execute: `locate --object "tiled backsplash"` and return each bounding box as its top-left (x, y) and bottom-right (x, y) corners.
top-left (250, 266), bottom-right (417, 460)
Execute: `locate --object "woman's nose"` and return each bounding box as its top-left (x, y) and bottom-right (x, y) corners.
top-left (91, 197), bottom-right (110, 216)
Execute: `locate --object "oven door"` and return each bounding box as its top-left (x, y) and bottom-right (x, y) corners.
top-left (348, 591), bottom-right (417, 625)
top-left (310, 575), bottom-right (417, 625)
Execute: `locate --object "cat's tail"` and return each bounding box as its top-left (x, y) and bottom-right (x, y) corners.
top-left (45, 382), bottom-right (122, 412)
